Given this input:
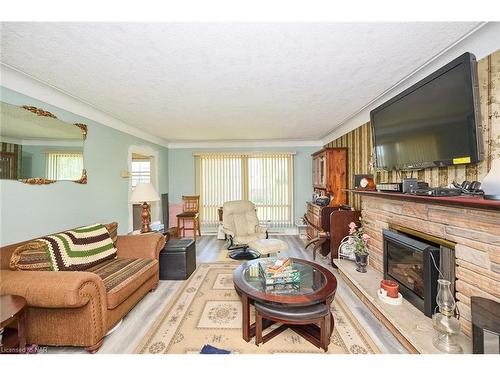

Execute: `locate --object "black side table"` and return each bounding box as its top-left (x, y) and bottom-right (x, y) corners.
top-left (471, 296), bottom-right (500, 354)
top-left (159, 239), bottom-right (196, 280)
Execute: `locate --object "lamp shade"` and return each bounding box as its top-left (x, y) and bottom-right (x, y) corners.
top-left (482, 158), bottom-right (500, 200)
top-left (130, 182), bottom-right (160, 203)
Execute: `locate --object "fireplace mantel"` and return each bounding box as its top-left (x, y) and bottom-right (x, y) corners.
top-left (346, 189), bottom-right (500, 211)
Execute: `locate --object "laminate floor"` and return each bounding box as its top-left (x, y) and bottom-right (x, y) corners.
top-left (46, 235), bottom-right (406, 354)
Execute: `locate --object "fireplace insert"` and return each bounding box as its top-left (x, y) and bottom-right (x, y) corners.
top-left (383, 229), bottom-right (440, 317)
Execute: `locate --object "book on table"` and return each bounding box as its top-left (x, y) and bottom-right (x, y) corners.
top-left (257, 258), bottom-right (300, 286)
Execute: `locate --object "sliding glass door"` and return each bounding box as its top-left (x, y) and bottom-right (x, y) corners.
top-left (196, 153), bottom-right (294, 229)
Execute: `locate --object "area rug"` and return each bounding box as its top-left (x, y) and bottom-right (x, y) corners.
top-left (216, 250), bottom-right (238, 262)
top-left (135, 262), bottom-right (381, 354)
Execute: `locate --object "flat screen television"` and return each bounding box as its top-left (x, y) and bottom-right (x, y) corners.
top-left (371, 52), bottom-right (483, 170)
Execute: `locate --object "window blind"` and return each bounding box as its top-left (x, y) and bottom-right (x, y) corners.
top-left (46, 152), bottom-right (83, 180)
top-left (196, 152), bottom-right (294, 228)
top-left (197, 154), bottom-right (243, 225)
top-left (248, 154), bottom-right (293, 228)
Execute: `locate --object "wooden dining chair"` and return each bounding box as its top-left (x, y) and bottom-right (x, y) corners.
top-left (176, 195), bottom-right (201, 238)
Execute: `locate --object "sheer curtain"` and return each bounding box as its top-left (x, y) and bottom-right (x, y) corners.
top-left (195, 152), bottom-right (294, 229)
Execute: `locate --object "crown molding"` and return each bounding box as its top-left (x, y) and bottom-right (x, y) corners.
top-left (167, 139), bottom-right (322, 149)
top-left (321, 22), bottom-right (500, 145)
top-left (0, 63), bottom-right (170, 148)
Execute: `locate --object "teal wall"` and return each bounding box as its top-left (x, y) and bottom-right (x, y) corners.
top-left (168, 146), bottom-right (317, 225)
top-left (0, 87), bottom-right (169, 245)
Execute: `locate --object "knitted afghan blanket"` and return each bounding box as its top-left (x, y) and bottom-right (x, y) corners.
top-left (40, 223), bottom-right (117, 271)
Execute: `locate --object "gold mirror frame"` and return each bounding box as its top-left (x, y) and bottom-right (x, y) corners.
top-left (11, 105), bottom-right (88, 185)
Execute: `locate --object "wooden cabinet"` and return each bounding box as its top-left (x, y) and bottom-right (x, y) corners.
top-left (306, 147), bottom-right (349, 259)
top-left (311, 148), bottom-right (347, 206)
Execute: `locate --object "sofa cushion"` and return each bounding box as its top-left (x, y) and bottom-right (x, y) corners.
top-left (104, 222), bottom-right (118, 247)
top-left (86, 257), bottom-right (158, 309)
top-left (9, 241), bottom-right (52, 271)
top-left (233, 233), bottom-right (266, 245)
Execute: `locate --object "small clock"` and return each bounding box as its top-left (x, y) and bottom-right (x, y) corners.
top-left (354, 174), bottom-right (375, 190)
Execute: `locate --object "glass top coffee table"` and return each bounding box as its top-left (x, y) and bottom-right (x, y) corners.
top-left (233, 257), bottom-right (337, 343)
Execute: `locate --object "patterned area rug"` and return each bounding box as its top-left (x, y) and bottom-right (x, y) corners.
top-left (216, 250), bottom-right (239, 262)
top-left (135, 262), bottom-right (381, 354)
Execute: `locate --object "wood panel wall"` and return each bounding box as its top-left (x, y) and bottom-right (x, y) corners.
top-left (326, 50), bottom-right (500, 210)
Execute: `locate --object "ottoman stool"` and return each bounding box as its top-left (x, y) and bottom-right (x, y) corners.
top-left (248, 238), bottom-right (288, 257)
top-left (159, 239), bottom-right (196, 280)
top-left (254, 301), bottom-right (333, 351)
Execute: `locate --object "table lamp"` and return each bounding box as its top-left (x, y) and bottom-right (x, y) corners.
top-left (130, 182), bottom-right (160, 233)
top-left (482, 158), bottom-right (500, 200)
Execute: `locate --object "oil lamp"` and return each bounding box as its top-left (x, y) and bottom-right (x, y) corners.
top-left (432, 279), bottom-right (463, 353)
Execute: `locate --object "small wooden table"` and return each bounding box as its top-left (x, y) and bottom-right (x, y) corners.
top-left (1, 295), bottom-right (27, 354)
top-left (233, 258), bottom-right (337, 347)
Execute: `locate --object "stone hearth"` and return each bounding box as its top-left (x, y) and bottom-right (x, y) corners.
top-left (361, 195), bottom-right (500, 336)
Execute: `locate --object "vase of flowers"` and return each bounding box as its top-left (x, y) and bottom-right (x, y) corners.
top-left (348, 221), bottom-right (370, 273)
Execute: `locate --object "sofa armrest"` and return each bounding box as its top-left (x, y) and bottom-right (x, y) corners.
top-left (0, 270), bottom-right (107, 309)
top-left (116, 233), bottom-right (165, 260)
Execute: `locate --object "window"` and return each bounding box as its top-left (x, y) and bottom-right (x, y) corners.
top-left (247, 155), bottom-right (292, 228)
top-left (46, 152), bottom-right (83, 180)
top-left (196, 153), bottom-right (294, 228)
top-left (131, 157), bottom-right (151, 189)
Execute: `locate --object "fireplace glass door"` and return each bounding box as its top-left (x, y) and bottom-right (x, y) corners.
top-left (386, 241), bottom-right (424, 299)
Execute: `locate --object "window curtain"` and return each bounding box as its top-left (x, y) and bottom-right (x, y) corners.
top-left (46, 152), bottom-right (83, 180)
top-left (195, 152), bottom-right (294, 228)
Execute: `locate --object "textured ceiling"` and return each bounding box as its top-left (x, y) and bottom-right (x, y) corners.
top-left (0, 22), bottom-right (481, 142)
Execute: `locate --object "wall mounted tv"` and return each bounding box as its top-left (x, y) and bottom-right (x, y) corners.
top-left (371, 52), bottom-right (483, 170)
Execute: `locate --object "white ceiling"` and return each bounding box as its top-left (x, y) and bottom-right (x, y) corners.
top-left (0, 22), bottom-right (482, 143)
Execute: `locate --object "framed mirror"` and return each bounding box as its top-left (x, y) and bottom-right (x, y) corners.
top-left (0, 102), bottom-right (87, 184)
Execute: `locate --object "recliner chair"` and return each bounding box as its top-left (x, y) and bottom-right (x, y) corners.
top-left (222, 200), bottom-right (268, 260)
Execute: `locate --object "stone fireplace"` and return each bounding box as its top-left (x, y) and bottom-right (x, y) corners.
top-left (361, 193), bottom-right (500, 336)
top-left (383, 229), bottom-right (441, 317)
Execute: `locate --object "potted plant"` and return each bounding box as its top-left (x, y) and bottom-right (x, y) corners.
top-left (348, 220), bottom-right (370, 273)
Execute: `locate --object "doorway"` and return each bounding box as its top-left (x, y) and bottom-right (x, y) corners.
top-left (128, 146), bottom-right (159, 233)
